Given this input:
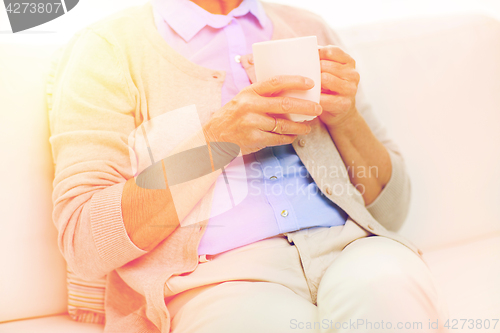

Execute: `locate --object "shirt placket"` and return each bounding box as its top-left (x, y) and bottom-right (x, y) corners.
top-left (255, 147), bottom-right (299, 234)
top-left (223, 17), bottom-right (252, 92)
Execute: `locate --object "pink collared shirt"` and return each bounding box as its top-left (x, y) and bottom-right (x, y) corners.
top-left (152, 0), bottom-right (273, 107)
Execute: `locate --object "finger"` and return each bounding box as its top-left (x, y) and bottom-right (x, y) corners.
top-left (255, 95), bottom-right (322, 116)
top-left (252, 75), bottom-right (315, 97)
top-left (321, 72), bottom-right (356, 96)
top-left (260, 132), bottom-right (298, 147)
top-left (260, 116), bottom-right (311, 135)
top-left (320, 94), bottom-right (352, 115)
top-left (319, 45), bottom-right (355, 66)
top-left (320, 59), bottom-right (345, 73)
top-left (320, 60), bottom-right (360, 83)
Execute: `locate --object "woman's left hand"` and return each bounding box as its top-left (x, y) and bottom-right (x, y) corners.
top-left (318, 45), bottom-right (360, 128)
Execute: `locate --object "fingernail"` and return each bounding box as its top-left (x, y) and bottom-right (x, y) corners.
top-left (305, 78), bottom-right (315, 87)
top-left (315, 104), bottom-right (323, 114)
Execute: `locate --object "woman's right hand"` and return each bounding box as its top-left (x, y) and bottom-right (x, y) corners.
top-left (204, 75), bottom-right (323, 155)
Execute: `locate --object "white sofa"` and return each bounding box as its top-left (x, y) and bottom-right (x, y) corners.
top-left (1, 13), bottom-right (499, 333)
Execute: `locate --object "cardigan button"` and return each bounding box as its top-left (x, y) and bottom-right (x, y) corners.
top-left (199, 254), bottom-right (209, 263)
top-left (298, 139), bottom-right (306, 147)
top-left (325, 186), bottom-right (332, 195)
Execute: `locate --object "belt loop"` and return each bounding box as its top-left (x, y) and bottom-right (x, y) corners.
top-left (284, 232), bottom-right (294, 245)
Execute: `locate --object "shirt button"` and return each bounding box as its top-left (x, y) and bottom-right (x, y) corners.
top-left (281, 210), bottom-right (289, 217)
top-left (234, 55), bottom-right (241, 63)
top-left (269, 176), bottom-right (278, 181)
top-left (298, 139), bottom-right (306, 147)
top-left (325, 186), bottom-right (332, 195)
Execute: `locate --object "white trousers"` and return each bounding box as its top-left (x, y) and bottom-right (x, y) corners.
top-left (164, 219), bottom-right (448, 333)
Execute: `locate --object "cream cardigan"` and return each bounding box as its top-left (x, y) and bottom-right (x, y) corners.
top-left (49, 2), bottom-right (416, 332)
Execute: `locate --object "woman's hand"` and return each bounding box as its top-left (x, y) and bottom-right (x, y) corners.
top-left (318, 45), bottom-right (361, 129)
top-left (204, 75), bottom-right (323, 155)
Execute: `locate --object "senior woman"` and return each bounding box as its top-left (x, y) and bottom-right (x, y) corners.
top-left (49, 0), bottom-right (446, 332)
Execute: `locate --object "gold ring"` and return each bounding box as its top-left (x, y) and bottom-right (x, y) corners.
top-left (271, 117), bottom-right (279, 133)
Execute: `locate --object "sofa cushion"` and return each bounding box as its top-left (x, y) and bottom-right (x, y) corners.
top-left (0, 315), bottom-right (104, 333)
top-left (66, 269), bottom-right (106, 324)
top-left (340, 15), bottom-right (500, 250)
top-left (423, 235), bottom-right (500, 321)
top-left (0, 43), bottom-right (68, 322)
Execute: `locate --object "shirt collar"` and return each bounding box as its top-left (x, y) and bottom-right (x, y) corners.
top-left (153, 0), bottom-right (268, 42)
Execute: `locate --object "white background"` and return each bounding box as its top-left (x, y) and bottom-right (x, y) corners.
top-left (1, 0), bottom-right (500, 44)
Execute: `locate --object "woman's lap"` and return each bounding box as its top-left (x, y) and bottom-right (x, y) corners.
top-left (167, 231), bottom-right (446, 333)
top-left (170, 281), bottom-right (317, 333)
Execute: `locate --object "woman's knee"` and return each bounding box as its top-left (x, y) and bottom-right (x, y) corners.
top-left (317, 236), bottom-right (434, 304)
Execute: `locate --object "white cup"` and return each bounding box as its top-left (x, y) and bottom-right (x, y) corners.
top-left (252, 36), bottom-right (320, 122)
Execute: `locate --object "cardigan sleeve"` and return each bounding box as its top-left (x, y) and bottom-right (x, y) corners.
top-left (49, 28), bottom-right (147, 280)
top-left (318, 19), bottom-right (412, 231)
